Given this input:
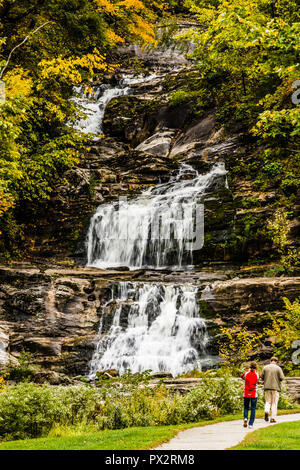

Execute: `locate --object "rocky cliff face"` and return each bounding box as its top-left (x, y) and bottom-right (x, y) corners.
top-left (24, 64), bottom-right (299, 263)
top-left (0, 18), bottom-right (299, 380)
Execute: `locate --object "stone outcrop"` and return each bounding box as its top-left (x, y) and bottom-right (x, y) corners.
top-left (199, 277), bottom-right (300, 359)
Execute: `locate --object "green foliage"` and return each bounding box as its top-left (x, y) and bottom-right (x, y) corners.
top-left (169, 88), bottom-right (207, 111)
top-left (0, 375), bottom-right (296, 441)
top-left (0, 383), bottom-right (101, 440)
top-left (0, 0), bottom-right (172, 255)
top-left (181, 0), bottom-right (300, 206)
top-left (180, 377), bottom-right (243, 420)
top-left (265, 297), bottom-right (300, 364)
top-left (263, 265), bottom-right (287, 277)
top-left (183, 0), bottom-right (299, 119)
top-left (266, 208), bottom-right (300, 270)
top-left (6, 350), bottom-right (35, 382)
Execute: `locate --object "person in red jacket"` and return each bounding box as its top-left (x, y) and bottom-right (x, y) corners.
top-left (241, 361), bottom-right (260, 429)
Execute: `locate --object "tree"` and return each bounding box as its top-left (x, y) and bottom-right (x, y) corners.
top-left (267, 208), bottom-right (300, 270)
top-left (264, 297), bottom-right (300, 367)
top-left (0, 0), bottom-right (169, 254)
top-left (218, 324), bottom-right (263, 368)
top-left (182, 0), bottom-right (300, 137)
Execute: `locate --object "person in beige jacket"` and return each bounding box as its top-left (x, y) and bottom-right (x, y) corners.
top-left (261, 357), bottom-right (285, 423)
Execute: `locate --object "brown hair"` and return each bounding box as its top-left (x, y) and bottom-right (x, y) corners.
top-left (250, 361), bottom-right (257, 370)
top-left (270, 357), bottom-right (279, 363)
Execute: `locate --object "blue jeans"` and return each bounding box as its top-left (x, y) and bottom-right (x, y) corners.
top-left (244, 397), bottom-right (257, 426)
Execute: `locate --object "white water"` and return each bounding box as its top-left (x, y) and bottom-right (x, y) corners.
top-left (89, 282), bottom-right (209, 378)
top-left (86, 162), bottom-right (227, 270)
top-left (73, 73), bottom-right (159, 136)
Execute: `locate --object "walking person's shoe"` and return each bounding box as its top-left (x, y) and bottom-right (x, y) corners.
top-left (270, 419), bottom-right (276, 423)
top-left (248, 425), bottom-right (253, 429)
top-left (264, 412), bottom-right (269, 422)
top-left (243, 419), bottom-right (248, 427)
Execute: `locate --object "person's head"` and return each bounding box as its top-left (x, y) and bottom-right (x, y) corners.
top-left (249, 361), bottom-right (257, 370)
top-left (270, 357), bottom-right (279, 364)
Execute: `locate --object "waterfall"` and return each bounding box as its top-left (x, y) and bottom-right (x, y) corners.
top-left (73, 73), bottom-right (159, 136)
top-left (86, 162), bottom-right (227, 270)
top-left (89, 282), bottom-right (209, 378)
top-left (83, 73), bottom-right (228, 376)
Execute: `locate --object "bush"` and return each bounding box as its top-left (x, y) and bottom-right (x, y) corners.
top-left (0, 378), bottom-right (297, 441)
top-left (0, 383), bottom-right (101, 440)
top-left (6, 350), bottom-right (35, 382)
top-left (181, 377), bottom-right (244, 421)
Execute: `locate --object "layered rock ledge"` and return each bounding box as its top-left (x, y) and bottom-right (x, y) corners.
top-left (1, 264), bottom-right (299, 377)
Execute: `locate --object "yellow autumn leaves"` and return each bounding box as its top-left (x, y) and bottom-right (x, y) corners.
top-left (94, 0), bottom-right (157, 46)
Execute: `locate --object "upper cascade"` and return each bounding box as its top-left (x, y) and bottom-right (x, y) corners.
top-left (73, 73), bottom-right (159, 136)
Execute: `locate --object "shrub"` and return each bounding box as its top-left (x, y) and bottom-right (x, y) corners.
top-left (181, 377), bottom-right (244, 421)
top-left (0, 377), bottom-right (297, 441)
top-left (218, 325), bottom-right (263, 368)
top-left (264, 297), bottom-right (300, 364)
top-left (6, 350), bottom-right (35, 382)
top-left (0, 383), bottom-right (101, 440)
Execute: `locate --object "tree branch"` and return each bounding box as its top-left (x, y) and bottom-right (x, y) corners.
top-left (0, 21), bottom-right (50, 80)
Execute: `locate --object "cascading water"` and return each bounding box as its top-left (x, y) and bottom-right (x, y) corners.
top-left (89, 282), bottom-right (209, 378)
top-left (73, 73), bottom-right (159, 136)
top-left (83, 72), bottom-right (228, 376)
top-left (86, 162), bottom-right (227, 270)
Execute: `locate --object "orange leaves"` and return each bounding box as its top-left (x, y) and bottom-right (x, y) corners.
top-left (0, 186), bottom-right (14, 233)
top-left (0, 372), bottom-right (9, 393)
top-left (119, 0), bottom-right (145, 11)
top-left (94, 0), bottom-right (157, 45)
top-left (105, 29), bottom-right (125, 46)
top-left (129, 15), bottom-right (156, 45)
top-left (4, 67), bottom-right (33, 100)
top-left (94, 0), bottom-right (120, 14)
top-left (95, 0), bottom-right (145, 14)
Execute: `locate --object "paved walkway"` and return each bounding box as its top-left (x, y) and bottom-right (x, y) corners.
top-left (155, 413), bottom-right (300, 450)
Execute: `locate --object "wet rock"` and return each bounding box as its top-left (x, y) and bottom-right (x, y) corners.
top-left (208, 277), bottom-right (300, 314)
top-left (101, 301), bottom-right (118, 332)
top-left (62, 168), bottom-right (90, 196)
top-left (31, 370), bottom-right (72, 385)
top-left (199, 277), bottom-right (300, 360)
top-left (170, 113), bottom-right (216, 158)
top-left (21, 337), bottom-right (62, 356)
top-left (151, 372), bottom-right (173, 378)
top-left (135, 130), bottom-right (175, 157)
top-left (97, 368), bottom-right (119, 377)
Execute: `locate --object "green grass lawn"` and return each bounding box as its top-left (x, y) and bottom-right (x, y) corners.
top-left (230, 420), bottom-right (300, 450)
top-left (0, 409), bottom-right (299, 450)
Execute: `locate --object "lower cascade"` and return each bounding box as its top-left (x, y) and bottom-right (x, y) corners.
top-left (88, 282), bottom-right (210, 378)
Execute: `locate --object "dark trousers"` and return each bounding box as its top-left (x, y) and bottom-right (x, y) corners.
top-left (244, 397), bottom-right (258, 426)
